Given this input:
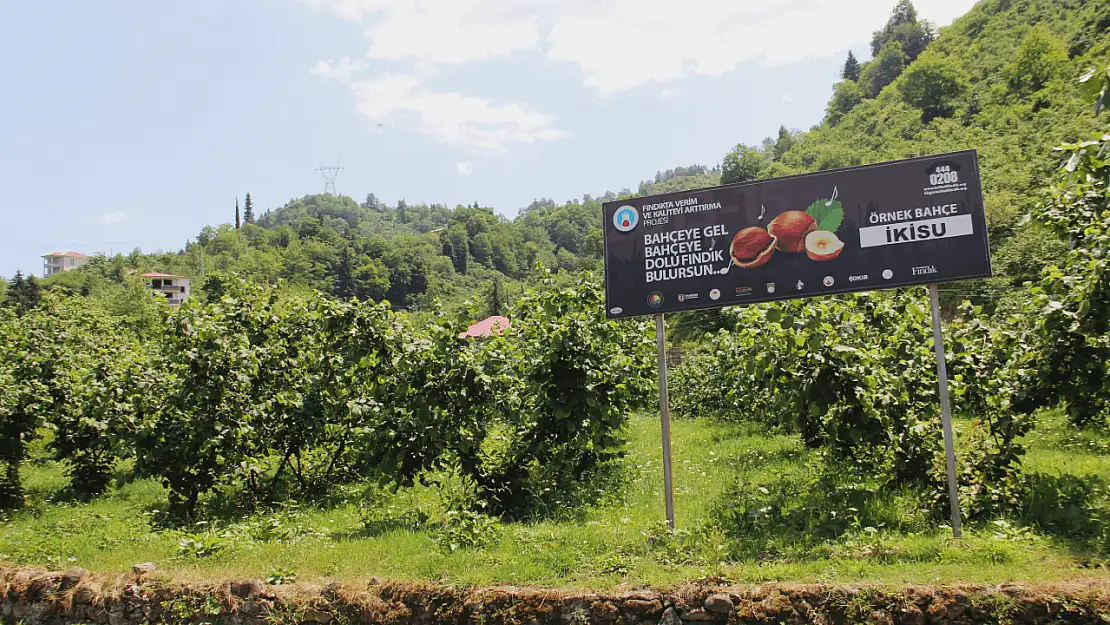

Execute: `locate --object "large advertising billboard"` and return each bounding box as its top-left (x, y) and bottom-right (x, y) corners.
top-left (602, 150), bottom-right (992, 318)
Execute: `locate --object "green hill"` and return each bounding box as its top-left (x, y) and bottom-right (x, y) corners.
top-left (39, 165), bottom-right (718, 314)
top-left (766, 0), bottom-right (1110, 283)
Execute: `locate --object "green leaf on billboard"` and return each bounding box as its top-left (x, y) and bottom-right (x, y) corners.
top-left (806, 199), bottom-right (844, 233)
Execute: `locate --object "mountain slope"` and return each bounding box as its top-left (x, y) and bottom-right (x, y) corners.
top-left (769, 0), bottom-right (1110, 283)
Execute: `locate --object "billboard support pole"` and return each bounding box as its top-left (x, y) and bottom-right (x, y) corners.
top-left (928, 284), bottom-right (962, 538)
top-left (654, 313), bottom-right (676, 529)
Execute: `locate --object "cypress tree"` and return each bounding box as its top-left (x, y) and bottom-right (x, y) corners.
top-left (488, 276), bottom-right (506, 316)
top-left (244, 193), bottom-right (255, 224)
top-left (235, 198), bottom-right (241, 230)
top-left (335, 246), bottom-right (354, 300)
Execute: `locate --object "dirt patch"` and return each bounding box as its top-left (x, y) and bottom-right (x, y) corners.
top-left (3, 565), bottom-right (1110, 625)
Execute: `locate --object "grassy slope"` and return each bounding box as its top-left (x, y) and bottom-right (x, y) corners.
top-left (2, 410), bottom-right (1107, 589)
top-left (776, 0), bottom-right (1110, 220)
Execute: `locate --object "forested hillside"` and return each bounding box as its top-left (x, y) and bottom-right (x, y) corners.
top-left (735, 0), bottom-right (1110, 286)
top-left (35, 166), bottom-right (717, 313)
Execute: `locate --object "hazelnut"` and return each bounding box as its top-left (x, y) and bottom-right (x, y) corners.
top-left (730, 226), bottom-right (777, 269)
top-left (768, 211), bottom-right (817, 253)
top-left (805, 230), bottom-right (844, 261)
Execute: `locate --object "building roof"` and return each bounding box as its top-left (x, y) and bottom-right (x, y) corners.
top-left (43, 251), bottom-right (90, 259)
top-left (459, 315), bottom-right (511, 338)
top-left (140, 272), bottom-right (190, 280)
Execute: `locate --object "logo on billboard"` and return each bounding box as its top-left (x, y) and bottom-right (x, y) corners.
top-left (677, 293), bottom-right (700, 303)
top-left (709, 289), bottom-right (721, 301)
top-left (823, 276), bottom-right (835, 287)
top-left (735, 286), bottom-right (753, 297)
top-left (796, 280), bottom-right (804, 291)
top-left (647, 292), bottom-right (664, 308)
top-left (913, 265), bottom-right (938, 276)
top-left (613, 206), bottom-right (639, 233)
top-left (849, 274), bottom-right (869, 283)
top-left (609, 307), bottom-right (623, 315)
top-left (883, 269), bottom-right (894, 280)
top-left (766, 283), bottom-right (776, 294)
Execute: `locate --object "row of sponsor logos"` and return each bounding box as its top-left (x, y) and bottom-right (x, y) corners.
top-left (628, 265), bottom-right (939, 312)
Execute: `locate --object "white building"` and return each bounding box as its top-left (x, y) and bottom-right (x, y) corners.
top-left (42, 251), bottom-right (90, 277)
top-left (141, 273), bottom-right (191, 308)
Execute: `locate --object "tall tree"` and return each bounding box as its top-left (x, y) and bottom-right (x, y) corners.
top-left (235, 198), bottom-right (241, 230)
top-left (244, 193), bottom-right (255, 224)
top-left (488, 275), bottom-right (506, 316)
top-left (842, 50), bottom-right (862, 81)
top-left (721, 144), bottom-right (770, 184)
top-left (826, 80), bottom-right (864, 124)
top-left (773, 125), bottom-right (796, 161)
top-left (4, 271), bottom-right (41, 316)
top-left (871, 0), bottom-right (933, 63)
top-left (335, 245), bottom-right (354, 300)
top-left (860, 40), bottom-right (908, 98)
top-left (442, 224), bottom-right (470, 274)
top-left (900, 55), bottom-right (966, 121)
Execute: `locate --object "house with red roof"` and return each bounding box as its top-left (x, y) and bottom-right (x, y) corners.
top-left (42, 251), bottom-right (90, 278)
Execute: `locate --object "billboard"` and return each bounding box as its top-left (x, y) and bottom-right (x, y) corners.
top-left (603, 150), bottom-right (992, 318)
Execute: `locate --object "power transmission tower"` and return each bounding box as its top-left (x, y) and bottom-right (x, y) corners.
top-left (315, 159), bottom-right (344, 196)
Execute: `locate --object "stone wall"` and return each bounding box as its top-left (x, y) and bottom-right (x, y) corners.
top-left (3, 566), bottom-right (1110, 625)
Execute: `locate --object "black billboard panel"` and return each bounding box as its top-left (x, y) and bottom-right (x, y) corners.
top-left (602, 150), bottom-right (992, 318)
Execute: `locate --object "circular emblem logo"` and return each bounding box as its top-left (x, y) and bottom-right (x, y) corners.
top-left (613, 206), bottom-right (639, 233)
top-left (823, 276), bottom-right (835, 287)
top-left (882, 269), bottom-right (893, 280)
top-left (647, 292), bottom-right (664, 308)
top-left (709, 288), bottom-right (721, 301)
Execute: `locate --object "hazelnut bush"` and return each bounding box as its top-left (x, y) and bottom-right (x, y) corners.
top-left (669, 290), bottom-right (1033, 521)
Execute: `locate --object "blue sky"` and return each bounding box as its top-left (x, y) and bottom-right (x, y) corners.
top-left (0, 0), bottom-right (976, 279)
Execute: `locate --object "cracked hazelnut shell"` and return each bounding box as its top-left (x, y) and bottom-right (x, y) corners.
top-left (730, 226), bottom-right (777, 269)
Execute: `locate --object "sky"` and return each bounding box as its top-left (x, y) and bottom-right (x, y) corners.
top-left (0, 0), bottom-right (979, 279)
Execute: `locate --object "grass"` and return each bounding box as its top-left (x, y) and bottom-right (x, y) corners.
top-left (2, 409), bottom-right (1109, 589)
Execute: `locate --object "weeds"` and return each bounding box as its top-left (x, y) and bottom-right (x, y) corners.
top-left (432, 508), bottom-right (500, 553)
top-left (267, 566), bottom-right (297, 585)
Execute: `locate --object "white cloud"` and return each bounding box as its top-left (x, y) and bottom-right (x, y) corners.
top-left (304, 0), bottom-right (978, 96)
top-left (782, 93), bottom-right (795, 103)
top-left (340, 72), bottom-right (565, 151)
top-left (101, 211), bottom-right (127, 225)
top-left (457, 161), bottom-right (474, 175)
top-left (660, 88), bottom-right (680, 99)
top-left (310, 56), bottom-right (362, 82)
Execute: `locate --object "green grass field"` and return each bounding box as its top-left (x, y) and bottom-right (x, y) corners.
top-left (2, 410), bottom-right (1108, 589)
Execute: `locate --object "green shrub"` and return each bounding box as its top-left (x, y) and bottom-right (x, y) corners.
top-left (455, 273), bottom-right (655, 517)
top-left (432, 508), bottom-right (501, 552)
top-left (1017, 65), bottom-right (1110, 429)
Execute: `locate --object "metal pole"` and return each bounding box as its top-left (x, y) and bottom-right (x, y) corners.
top-left (928, 284), bottom-right (962, 538)
top-left (655, 313), bottom-right (676, 529)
